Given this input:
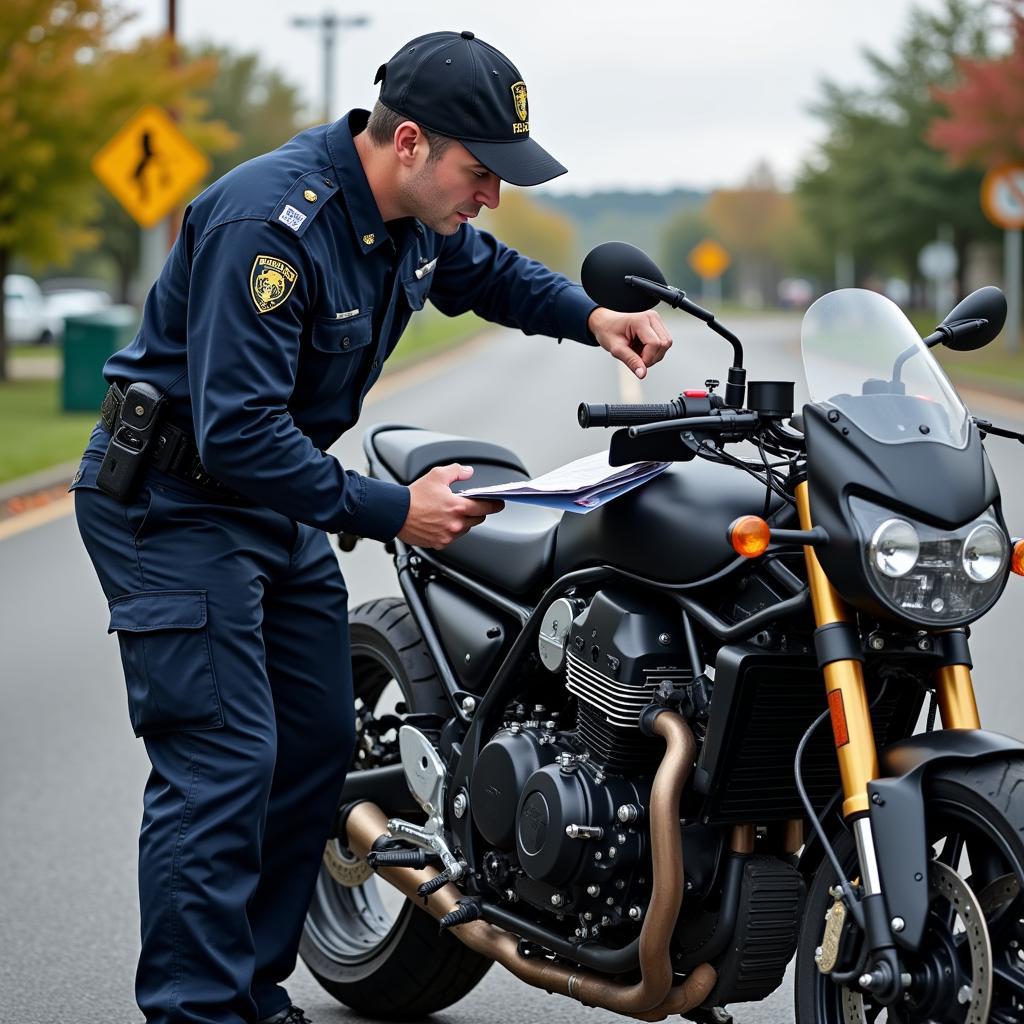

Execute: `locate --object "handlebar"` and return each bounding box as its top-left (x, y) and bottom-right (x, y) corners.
top-left (577, 399), bottom-right (686, 429)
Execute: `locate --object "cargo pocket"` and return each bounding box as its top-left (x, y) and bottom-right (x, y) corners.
top-left (107, 590), bottom-right (223, 737)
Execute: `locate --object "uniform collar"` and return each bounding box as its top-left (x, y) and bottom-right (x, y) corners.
top-left (326, 110), bottom-right (391, 256)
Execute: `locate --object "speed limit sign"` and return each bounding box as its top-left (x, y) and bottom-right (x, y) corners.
top-left (981, 165), bottom-right (1024, 230)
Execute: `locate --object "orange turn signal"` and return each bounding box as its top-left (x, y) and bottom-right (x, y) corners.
top-left (1012, 539), bottom-right (1024, 576)
top-left (729, 515), bottom-right (771, 558)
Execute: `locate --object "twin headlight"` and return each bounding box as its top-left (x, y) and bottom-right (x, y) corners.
top-left (850, 496), bottom-right (1009, 625)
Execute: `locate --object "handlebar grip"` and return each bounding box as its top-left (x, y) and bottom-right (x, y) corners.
top-left (578, 400), bottom-right (685, 428)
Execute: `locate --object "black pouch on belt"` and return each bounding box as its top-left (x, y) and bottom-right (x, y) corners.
top-left (96, 382), bottom-right (167, 502)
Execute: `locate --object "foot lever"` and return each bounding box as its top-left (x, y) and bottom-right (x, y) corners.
top-left (439, 897), bottom-right (482, 933)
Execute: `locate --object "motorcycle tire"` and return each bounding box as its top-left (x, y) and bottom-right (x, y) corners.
top-left (299, 597), bottom-right (493, 1019)
top-left (794, 756), bottom-right (1024, 1024)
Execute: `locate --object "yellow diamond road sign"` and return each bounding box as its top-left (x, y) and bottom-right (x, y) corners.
top-left (92, 105), bottom-right (210, 228)
top-left (688, 238), bottom-right (731, 280)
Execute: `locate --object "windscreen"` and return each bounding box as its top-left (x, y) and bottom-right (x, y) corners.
top-left (801, 288), bottom-right (969, 448)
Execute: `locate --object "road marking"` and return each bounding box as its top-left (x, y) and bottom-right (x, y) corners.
top-left (0, 495), bottom-right (74, 541)
top-left (0, 332), bottom-right (497, 543)
top-left (618, 362), bottom-right (643, 403)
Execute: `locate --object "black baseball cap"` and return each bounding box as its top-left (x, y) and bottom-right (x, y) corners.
top-left (373, 31), bottom-right (567, 187)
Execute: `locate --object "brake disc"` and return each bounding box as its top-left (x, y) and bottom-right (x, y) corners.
top-left (323, 838), bottom-right (374, 887)
top-left (840, 861), bottom-right (993, 1024)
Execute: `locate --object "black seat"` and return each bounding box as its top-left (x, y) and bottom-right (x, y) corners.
top-left (370, 427), bottom-right (561, 596)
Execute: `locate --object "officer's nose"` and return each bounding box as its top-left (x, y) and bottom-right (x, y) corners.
top-left (476, 174), bottom-right (500, 210)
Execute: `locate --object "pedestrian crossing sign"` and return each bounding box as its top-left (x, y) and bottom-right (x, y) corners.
top-left (92, 105), bottom-right (210, 228)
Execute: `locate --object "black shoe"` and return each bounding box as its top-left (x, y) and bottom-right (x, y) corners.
top-left (259, 1007), bottom-right (313, 1024)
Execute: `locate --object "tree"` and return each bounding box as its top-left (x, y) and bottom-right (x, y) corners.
top-left (0, 1), bottom-right (234, 378)
top-left (795, 0), bottom-right (999, 295)
top-left (475, 187), bottom-right (576, 276)
top-left (929, 2), bottom-right (1024, 167)
top-left (704, 163), bottom-right (800, 305)
top-left (94, 45), bottom-right (306, 303)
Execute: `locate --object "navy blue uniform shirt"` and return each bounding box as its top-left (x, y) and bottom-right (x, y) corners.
top-left (101, 109), bottom-right (599, 541)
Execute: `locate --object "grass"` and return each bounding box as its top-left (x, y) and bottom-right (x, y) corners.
top-left (906, 310), bottom-right (1024, 395)
top-left (387, 308), bottom-right (487, 367)
top-left (0, 378), bottom-right (97, 484)
top-left (0, 309), bottom-right (489, 487)
top-left (8, 343), bottom-right (61, 361)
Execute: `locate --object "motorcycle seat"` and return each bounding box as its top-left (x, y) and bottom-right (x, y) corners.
top-left (369, 427), bottom-right (562, 596)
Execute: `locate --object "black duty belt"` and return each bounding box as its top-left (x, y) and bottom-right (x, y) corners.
top-left (100, 383), bottom-right (242, 498)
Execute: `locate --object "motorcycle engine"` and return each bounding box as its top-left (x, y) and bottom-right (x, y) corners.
top-left (469, 588), bottom-right (692, 919)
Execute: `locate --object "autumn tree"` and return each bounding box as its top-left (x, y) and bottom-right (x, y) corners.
top-left (94, 45), bottom-right (305, 302)
top-left (704, 163), bottom-right (800, 305)
top-left (929, 2), bottom-right (1024, 167)
top-left (475, 187), bottom-right (576, 276)
top-left (0, 1), bottom-right (234, 378)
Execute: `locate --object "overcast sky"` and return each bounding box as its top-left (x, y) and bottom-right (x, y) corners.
top-left (120, 0), bottom-right (968, 194)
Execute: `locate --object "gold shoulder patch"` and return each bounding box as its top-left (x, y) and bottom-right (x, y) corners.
top-left (250, 254), bottom-right (298, 314)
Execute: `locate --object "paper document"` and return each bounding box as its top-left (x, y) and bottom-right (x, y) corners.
top-left (461, 450), bottom-right (670, 514)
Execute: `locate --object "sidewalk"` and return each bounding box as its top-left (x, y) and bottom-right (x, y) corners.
top-left (9, 353), bottom-right (60, 380)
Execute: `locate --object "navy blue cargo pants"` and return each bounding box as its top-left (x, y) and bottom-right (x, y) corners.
top-left (72, 437), bottom-right (355, 1024)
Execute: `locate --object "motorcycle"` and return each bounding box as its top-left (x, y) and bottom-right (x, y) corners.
top-left (299, 240), bottom-right (1024, 1023)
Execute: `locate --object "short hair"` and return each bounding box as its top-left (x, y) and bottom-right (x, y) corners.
top-left (366, 101), bottom-right (456, 163)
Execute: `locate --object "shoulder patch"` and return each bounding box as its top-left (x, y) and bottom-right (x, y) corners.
top-left (269, 171), bottom-right (340, 238)
top-left (250, 255), bottom-right (298, 314)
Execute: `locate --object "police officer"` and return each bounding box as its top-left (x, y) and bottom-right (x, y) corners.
top-left (72, 30), bottom-right (672, 1024)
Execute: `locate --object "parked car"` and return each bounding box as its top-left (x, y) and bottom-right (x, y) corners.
top-left (4, 274), bottom-right (53, 345)
top-left (40, 278), bottom-right (112, 340)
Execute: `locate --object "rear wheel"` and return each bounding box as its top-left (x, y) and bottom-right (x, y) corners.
top-left (299, 597), bottom-right (493, 1019)
top-left (795, 757), bottom-right (1024, 1023)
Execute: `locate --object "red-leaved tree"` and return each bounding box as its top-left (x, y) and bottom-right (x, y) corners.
top-left (929, 2), bottom-right (1024, 167)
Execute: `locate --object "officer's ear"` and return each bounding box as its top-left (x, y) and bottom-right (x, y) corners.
top-left (394, 121), bottom-right (426, 167)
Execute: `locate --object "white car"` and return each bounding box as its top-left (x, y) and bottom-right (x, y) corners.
top-left (4, 274), bottom-right (53, 345)
top-left (41, 279), bottom-right (112, 340)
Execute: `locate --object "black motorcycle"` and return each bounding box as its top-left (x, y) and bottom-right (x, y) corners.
top-left (299, 242), bottom-right (1024, 1023)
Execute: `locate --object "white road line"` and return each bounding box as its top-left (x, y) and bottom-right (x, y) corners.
top-left (618, 362), bottom-right (643, 403)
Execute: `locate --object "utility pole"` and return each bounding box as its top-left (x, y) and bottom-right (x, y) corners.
top-left (291, 12), bottom-right (371, 123)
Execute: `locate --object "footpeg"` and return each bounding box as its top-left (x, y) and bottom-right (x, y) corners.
top-left (439, 897), bottom-right (482, 932)
top-left (417, 870), bottom-right (451, 900)
top-left (366, 848), bottom-right (439, 868)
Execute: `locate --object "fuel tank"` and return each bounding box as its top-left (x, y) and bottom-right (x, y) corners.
top-left (552, 458), bottom-right (786, 583)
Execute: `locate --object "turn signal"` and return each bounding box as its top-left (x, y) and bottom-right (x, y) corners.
top-left (729, 516), bottom-right (771, 558)
top-left (1012, 539), bottom-right (1024, 576)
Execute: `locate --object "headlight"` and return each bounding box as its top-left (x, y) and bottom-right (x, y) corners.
top-left (850, 497), bottom-right (1008, 626)
top-left (962, 523), bottom-right (1006, 582)
top-left (869, 519), bottom-right (919, 578)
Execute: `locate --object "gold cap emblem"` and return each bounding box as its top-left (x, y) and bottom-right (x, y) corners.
top-left (249, 254), bottom-right (298, 314)
top-left (511, 81), bottom-right (529, 124)
top-left (362, 233), bottom-right (375, 246)
top-left (303, 189), bottom-right (318, 202)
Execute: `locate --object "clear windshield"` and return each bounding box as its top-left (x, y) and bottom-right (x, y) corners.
top-left (800, 288), bottom-right (969, 448)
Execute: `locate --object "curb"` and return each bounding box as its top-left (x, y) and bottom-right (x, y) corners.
top-left (0, 326), bottom-right (496, 525)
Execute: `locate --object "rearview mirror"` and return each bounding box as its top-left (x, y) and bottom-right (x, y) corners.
top-left (936, 286), bottom-right (1007, 351)
top-left (581, 241), bottom-right (666, 312)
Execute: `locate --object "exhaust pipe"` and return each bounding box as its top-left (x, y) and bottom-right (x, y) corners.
top-left (345, 709), bottom-right (716, 1020)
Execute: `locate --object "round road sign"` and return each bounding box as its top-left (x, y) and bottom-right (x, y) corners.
top-left (981, 165), bottom-right (1024, 230)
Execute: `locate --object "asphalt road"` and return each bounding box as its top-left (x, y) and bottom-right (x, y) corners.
top-left (3, 311), bottom-right (1024, 1024)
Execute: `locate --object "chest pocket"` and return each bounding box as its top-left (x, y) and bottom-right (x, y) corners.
top-left (403, 271), bottom-right (433, 311)
top-left (309, 310), bottom-right (375, 394)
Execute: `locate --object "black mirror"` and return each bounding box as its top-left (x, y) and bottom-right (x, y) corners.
top-left (936, 286), bottom-right (1007, 351)
top-left (581, 241), bottom-right (666, 312)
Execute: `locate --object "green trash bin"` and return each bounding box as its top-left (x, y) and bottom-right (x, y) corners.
top-left (61, 306), bottom-right (139, 412)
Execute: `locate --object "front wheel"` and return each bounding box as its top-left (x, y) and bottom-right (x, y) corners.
top-left (299, 598), bottom-right (493, 1019)
top-left (795, 757), bottom-right (1024, 1023)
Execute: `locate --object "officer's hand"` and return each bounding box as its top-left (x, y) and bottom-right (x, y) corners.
top-left (588, 306), bottom-right (673, 380)
top-left (398, 464), bottom-right (505, 549)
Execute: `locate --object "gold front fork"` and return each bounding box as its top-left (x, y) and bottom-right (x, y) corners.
top-left (795, 482), bottom-right (878, 818)
top-left (935, 663), bottom-right (981, 729)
